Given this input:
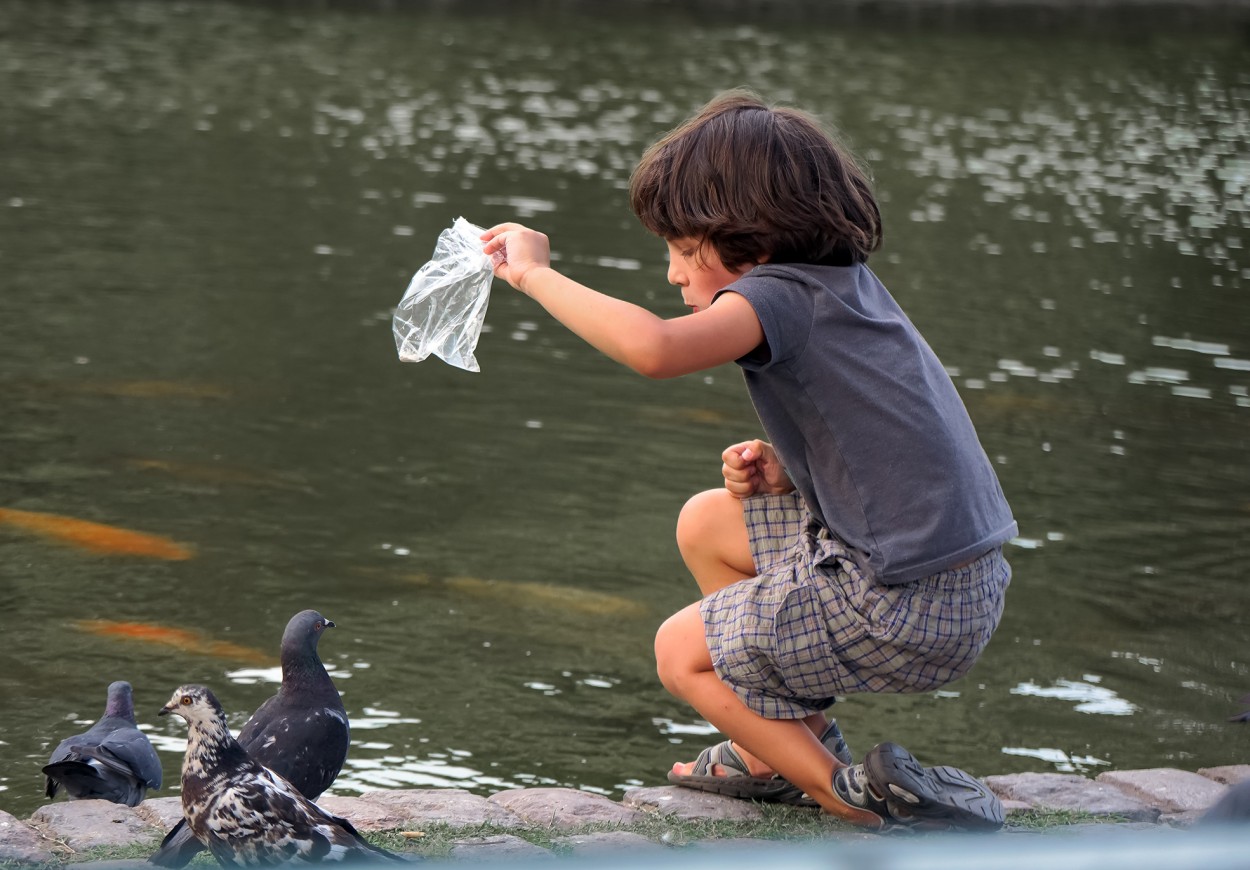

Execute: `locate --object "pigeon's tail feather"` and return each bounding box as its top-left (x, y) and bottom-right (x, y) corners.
top-left (148, 820), bottom-right (205, 868)
top-left (42, 760), bottom-right (145, 806)
top-left (327, 815), bottom-right (407, 863)
top-left (43, 759), bottom-right (87, 798)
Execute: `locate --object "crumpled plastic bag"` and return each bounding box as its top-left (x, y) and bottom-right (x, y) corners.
top-left (393, 217), bottom-right (494, 373)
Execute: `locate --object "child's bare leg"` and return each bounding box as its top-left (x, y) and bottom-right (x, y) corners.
top-left (655, 603), bottom-right (881, 828)
top-left (676, 489), bottom-right (755, 596)
top-left (675, 489), bottom-right (830, 766)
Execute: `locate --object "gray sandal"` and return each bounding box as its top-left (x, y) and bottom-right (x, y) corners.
top-left (833, 741), bottom-right (1005, 832)
top-left (667, 719), bottom-right (853, 806)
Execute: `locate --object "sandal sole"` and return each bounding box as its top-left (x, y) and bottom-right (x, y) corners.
top-left (666, 770), bottom-right (796, 801)
top-left (864, 743), bottom-right (1004, 832)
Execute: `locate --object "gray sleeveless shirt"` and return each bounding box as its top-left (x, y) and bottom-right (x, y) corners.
top-left (718, 262), bottom-right (1017, 585)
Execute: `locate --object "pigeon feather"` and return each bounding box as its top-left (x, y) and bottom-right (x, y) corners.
top-left (150, 610), bottom-right (350, 867)
top-left (43, 680), bottom-right (162, 807)
top-left (158, 684), bottom-right (401, 866)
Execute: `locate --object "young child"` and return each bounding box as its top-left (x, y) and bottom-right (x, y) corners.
top-left (481, 89), bottom-right (1016, 832)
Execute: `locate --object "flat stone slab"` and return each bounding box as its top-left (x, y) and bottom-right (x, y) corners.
top-left (1095, 768), bottom-right (1228, 814)
top-left (552, 831), bottom-right (668, 855)
top-left (622, 786), bottom-right (767, 821)
top-left (132, 797), bottom-right (184, 830)
top-left (0, 810), bottom-right (56, 864)
top-left (488, 787), bottom-right (645, 828)
top-left (449, 834), bottom-right (553, 861)
top-left (984, 773), bottom-right (1160, 822)
top-left (1198, 764), bottom-right (1250, 786)
top-left (29, 800), bottom-right (163, 850)
top-left (319, 789), bottom-right (522, 831)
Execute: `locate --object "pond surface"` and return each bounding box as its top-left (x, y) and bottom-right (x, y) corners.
top-left (1, 0), bottom-right (1247, 820)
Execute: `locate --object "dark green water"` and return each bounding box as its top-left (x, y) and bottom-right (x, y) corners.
top-left (1, 0), bottom-right (1247, 820)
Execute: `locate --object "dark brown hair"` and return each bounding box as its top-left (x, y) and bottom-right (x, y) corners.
top-left (629, 90), bottom-right (882, 270)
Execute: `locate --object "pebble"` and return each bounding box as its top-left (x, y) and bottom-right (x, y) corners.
top-left (2, 764), bottom-right (1245, 866)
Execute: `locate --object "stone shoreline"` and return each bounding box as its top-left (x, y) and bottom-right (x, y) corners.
top-left (3, 763), bottom-right (1247, 865)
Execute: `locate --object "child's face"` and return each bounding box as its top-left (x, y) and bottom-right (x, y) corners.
top-left (665, 238), bottom-right (749, 313)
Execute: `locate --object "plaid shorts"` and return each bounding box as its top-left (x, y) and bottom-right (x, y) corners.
top-left (700, 492), bottom-right (1011, 719)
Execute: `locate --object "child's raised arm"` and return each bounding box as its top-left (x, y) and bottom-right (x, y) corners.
top-left (481, 223), bottom-right (763, 380)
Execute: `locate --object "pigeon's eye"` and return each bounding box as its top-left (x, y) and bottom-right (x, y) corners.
top-left (180, 695), bottom-right (193, 706)
top-left (314, 621), bottom-right (324, 630)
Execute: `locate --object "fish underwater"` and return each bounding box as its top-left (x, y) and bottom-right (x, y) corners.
top-left (0, 508), bottom-right (194, 560)
top-left (403, 572), bottom-right (649, 617)
top-left (75, 620), bottom-right (275, 667)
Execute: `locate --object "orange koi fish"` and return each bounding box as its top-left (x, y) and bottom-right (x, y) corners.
top-left (75, 619), bottom-right (275, 666)
top-left (0, 507), bottom-right (194, 560)
top-left (406, 572), bottom-right (649, 617)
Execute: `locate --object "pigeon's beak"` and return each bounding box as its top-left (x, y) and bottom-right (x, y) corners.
top-left (324, 619), bottom-right (336, 629)
top-left (158, 704), bottom-right (171, 717)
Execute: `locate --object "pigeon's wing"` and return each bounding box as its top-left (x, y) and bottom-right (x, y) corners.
top-left (148, 819), bottom-right (205, 868)
top-left (97, 728), bottom-right (163, 790)
top-left (46, 731), bottom-right (89, 767)
top-left (238, 702), bottom-right (350, 800)
top-left (199, 768), bottom-right (341, 865)
top-left (235, 695), bottom-right (281, 747)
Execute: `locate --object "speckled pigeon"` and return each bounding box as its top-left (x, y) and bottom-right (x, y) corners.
top-left (43, 680), bottom-right (162, 807)
top-left (150, 610), bottom-right (350, 867)
top-left (157, 684), bottom-right (401, 866)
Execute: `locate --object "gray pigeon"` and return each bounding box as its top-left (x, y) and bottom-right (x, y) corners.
top-left (43, 680), bottom-right (162, 807)
top-left (150, 610), bottom-right (350, 867)
top-left (158, 684), bottom-right (402, 866)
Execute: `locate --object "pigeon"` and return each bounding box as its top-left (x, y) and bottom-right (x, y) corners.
top-left (150, 610), bottom-right (350, 867)
top-left (43, 680), bottom-right (163, 807)
top-left (158, 684), bottom-right (403, 866)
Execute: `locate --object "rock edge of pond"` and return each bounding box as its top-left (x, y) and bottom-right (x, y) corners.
top-left (3, 763), bottom-right (1247, 865)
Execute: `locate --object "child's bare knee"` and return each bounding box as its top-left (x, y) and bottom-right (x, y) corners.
top-left (676, 488), bottom-right (732, 554)
top-left (653, 618), bottom-right (689, 697)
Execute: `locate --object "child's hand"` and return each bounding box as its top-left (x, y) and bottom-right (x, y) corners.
top-left (481, 223), bottom-right (552, 294)
top-left (721, 440), bottom-right (794, 499)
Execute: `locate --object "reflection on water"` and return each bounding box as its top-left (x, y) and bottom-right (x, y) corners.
top-left (1000, 746), bottom-right (1109, 774)
top-left (1, 0), bottom-right (1247, 819)
top-left (1010, 677), bottom-right (1137, 716)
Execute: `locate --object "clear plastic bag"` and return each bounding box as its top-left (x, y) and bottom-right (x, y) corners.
top-left (393, 217), bottom-right (494, 373)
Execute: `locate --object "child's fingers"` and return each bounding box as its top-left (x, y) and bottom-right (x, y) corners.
top-left (721, 441), bottom-right (757, 469)
top-left (480, 224), bottom-right (528, 258)
top-left (481, 222), bottom-right (528, 240)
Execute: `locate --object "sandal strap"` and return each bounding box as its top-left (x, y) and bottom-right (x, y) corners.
top-left (689, 740), bottom-right (751, 778)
